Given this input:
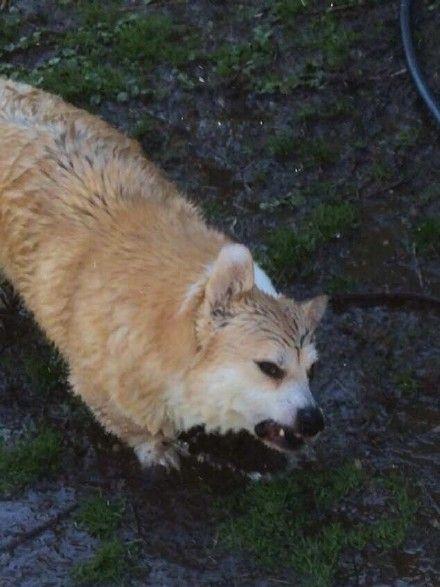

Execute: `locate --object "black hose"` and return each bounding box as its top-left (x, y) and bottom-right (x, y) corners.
top-left (400, 0), bottom-right (440, 126)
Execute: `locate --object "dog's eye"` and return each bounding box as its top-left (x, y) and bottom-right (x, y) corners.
top-left (308, 363), bottom-right (316, 381)
top-left (256, 361), bottom-right (285, 380)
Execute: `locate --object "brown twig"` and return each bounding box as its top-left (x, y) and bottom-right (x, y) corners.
top-left (0, 502), bottom-right (78, 554)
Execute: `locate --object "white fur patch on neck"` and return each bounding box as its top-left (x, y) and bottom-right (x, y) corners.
top-left (254, 263), bottom-right (279, 297)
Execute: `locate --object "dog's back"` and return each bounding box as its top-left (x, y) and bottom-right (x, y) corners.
top-left (0, 78), bottom-right (219, 351)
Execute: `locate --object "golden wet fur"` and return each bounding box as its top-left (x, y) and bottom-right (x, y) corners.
top-left (0, 78), bottom-right (326, 467)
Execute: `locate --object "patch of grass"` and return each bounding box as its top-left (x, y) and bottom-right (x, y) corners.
top-left (71, 539), bottom-right (132, 585)
top-left (325, 274), bottom-right (358, 294)
top-left (370, 159), bottom-right (393, 183)
top-left (21, 348), bottom-right (67, 395)
top-left (311, 202), bottom-right (358, 240)
top-left (130, 113), bottom-right (157, 140)
top-left (267, 131), bottom-right (297, 159)
top-left (393, 371), bottom-right (420, 397)
top-left (202, 200), bottom-right (228, 223)
top-left (29, 56), bottom-right (126, 107)
top-left (0, 13), bottom-right (22, 52)
top-left (413, 217), bottom-right (440, 256)
top-left (419, 183), bottom-right (440, 205)
top-left (266, 227), bottom-right (315, 274)
top-left (265, 202), bottom-right (358, 275)
top-left (0, 429), bottom-right (62, 494)
top-left (297, 98), bottom-right (354, 122)
top-left (275, 0), bottom-right (309, 20)
top-left (212, 26), bottom-right (273, 82)
top-left (299, 137), bottom-right (339, 166)
top-left (310, 15), bottom-right (358, 69)
top-left (259, 191), bottom-right (305, 212)
top-left (75, 495), bottom-right (125, 539)
top-left (267, 133), bottom-right (339, 166)
top-left (112, 14), bottom-right (196, 67)
top-left (394, 126), bottom-right (420, 149)
top-left (216, 465), bottom-right (418, 586)
top-left (6, 6), bottom-right (198, 107)
top-left (75, 0), bottom-right (121, 28)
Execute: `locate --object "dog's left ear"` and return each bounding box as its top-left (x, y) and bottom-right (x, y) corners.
top-left (206, 244), bottom-right (254, 310)
top-left (301, 295), bottom-right (328, 332)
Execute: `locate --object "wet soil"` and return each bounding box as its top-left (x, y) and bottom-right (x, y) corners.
top-left (0, 1), bottom-right (439, 585)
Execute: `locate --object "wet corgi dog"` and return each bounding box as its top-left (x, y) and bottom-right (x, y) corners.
top-left (0, 78), bottom-right (327, 468)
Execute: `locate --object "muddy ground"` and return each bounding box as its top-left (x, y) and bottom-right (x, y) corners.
top-left (0, 1), bottom-right (439, 586)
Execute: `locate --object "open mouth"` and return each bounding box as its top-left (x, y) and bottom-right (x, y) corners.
top-left (254, 420), bottom-right (304, 452)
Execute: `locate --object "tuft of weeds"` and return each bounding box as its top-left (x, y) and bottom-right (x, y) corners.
top-left (75, 495), bottom-right (125, 539)
top-left (413, 217), bottom-right (440, 257)
top-left (216, 465), bottom-right (418, 586)
top-left (0, 429), bottom-right (62, 494)
top-left (71, 539), bottom-right (135, 585)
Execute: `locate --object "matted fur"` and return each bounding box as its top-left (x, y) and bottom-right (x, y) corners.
top-left (0, 78), bottom-right (326, 467)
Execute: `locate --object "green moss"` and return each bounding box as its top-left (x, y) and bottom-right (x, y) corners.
top-left (414, 217), bottom-right (440, 256)
top-left (71, 539), bottom-right (132, 585)
top-left (0, 429), bottom-right (62, 494)
top-left (216, 466), bottom-right (418, 586)
top-left (75, 495), bottom-right (125, 539)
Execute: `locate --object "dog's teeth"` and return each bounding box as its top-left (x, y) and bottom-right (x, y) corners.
top-left (279, 428), bottom-right (285, 437)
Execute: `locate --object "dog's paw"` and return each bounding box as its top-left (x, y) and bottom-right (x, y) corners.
top-left (134, 439), bottom-right (186, 470)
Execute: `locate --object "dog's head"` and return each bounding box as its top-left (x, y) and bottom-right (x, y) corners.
top-left (180, 244), bottom-right (327, 453)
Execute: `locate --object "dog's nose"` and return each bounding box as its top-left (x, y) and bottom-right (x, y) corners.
top-left (297, 407), bottom-right (325, 437)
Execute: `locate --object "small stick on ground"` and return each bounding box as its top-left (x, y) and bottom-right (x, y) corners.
top-left (0, 502), bottom-right (78, 555)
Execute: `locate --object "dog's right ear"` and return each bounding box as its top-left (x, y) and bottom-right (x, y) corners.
top-left (205, 244), bottom-right (254, 311)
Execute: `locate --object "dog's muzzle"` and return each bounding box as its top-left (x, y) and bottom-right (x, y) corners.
top-left (254, 407), bottom-right (325, 452)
